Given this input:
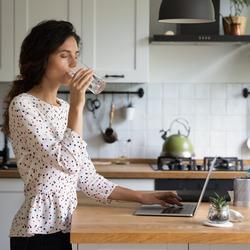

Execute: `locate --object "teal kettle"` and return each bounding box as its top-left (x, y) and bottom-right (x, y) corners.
top-left (160, 118), bottom-right (194, 158)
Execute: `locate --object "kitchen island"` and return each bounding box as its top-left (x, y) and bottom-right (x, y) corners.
top-left (71, 193), bottom-right (250, 250)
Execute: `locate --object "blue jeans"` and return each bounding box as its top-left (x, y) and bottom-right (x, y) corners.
top-left (10, 231), bottom-right (72, 250)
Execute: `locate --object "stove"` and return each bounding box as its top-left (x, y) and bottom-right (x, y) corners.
top-left (154, 156), bottom-right (244, 171)
top-left (154, 156), bottom-right (243, 202)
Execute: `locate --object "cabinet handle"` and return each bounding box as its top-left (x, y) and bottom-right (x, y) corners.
top-left (105, 74), bottom-right (125, 78)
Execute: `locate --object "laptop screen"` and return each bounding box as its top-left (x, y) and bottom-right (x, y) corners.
top-left (193, 157), bottom-right (217, 214)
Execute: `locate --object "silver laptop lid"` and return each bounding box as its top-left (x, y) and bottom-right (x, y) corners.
top-left (193, 156), bottom-right (217, 215)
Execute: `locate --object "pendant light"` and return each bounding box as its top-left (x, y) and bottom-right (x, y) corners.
top-left (158, 0), bottom-right (215, 24)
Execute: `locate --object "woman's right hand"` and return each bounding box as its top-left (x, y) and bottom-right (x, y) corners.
top-left (69, 68), bottom-right (93, 110)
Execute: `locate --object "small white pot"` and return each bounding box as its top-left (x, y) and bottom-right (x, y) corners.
top-left (124, 106), bottom-right (135, 121)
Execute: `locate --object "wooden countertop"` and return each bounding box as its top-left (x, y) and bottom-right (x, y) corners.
top-left (71, 193), bottom-right (250, 244)
top-left (0, 163), bottom-right (248, 179)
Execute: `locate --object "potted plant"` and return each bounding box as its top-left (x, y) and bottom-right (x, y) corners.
top-left (223, 0), bottom-right (250, 35)
top-left (208, 193), bottom-right (230, 224)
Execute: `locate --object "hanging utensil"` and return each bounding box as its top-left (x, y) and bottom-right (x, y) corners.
top-left (86, 97), bottom-right (101, 119)
top-left (103, 102), bottom-right (118, 143)
top-left (86, 97), bottom-right (103, 133)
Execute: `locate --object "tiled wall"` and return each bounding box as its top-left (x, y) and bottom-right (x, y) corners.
top-left (1, 44), bottom-right (250, 160)
top-left (82, 82), bottom-right (249, 159)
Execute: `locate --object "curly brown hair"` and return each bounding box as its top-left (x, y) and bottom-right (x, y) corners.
top-left (2, 20), bottom-right (80, 136)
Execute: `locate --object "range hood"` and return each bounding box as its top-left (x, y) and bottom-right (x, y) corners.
top-left (151, 0), bottom-right (250, 43)
top-left (152, 34), bottom-right (250, 43)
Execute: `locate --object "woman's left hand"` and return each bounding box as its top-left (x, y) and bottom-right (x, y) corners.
top-left (138, 191), bottom-right (182, 207)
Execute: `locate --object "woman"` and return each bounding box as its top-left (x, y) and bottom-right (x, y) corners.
top-left (2, 20), bottom-right (182, 250)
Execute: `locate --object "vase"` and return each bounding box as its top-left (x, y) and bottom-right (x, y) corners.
top-left (207, 204), bottom-right (230, 224)
top-left (223, 16), bottom-right (248, 35)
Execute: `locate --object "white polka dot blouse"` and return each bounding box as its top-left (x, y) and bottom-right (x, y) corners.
top-left (9, 93), bottom-right (117, 237)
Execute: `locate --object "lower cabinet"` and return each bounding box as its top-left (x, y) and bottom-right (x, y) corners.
top-left (0, 179), bottom-right (24, 250)
top-left (109, 179), bottom-right (155, 191)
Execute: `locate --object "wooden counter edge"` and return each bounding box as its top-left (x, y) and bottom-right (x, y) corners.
top-left (71, 232), bottom-right (250, 244)
top-left (0, 168), bottom-right (247, 179)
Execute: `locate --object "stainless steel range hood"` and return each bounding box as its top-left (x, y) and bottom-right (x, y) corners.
top-left (150, 0), bottom-right (250, 44)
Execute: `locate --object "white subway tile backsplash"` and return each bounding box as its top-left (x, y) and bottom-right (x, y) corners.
top-left (194, 147), bottom-right (210, 159)
top-left (194, 115), bottom-right (210, 131)
top-left (210, 131), bottom-right (226, 148)
top-left (226, 131), bottom-right (244, 157)
top-left (210, 83), bottom-right (226, 99)
top-left (145, 145), bottom-right (162, 158)
top-left (179, 100), bottom-right (194, 115)
top-left (163, 99), bottom-right (179, 115)
top-left (194, 99), bottom-right (210, 115)
top-left (147, 83), bottom-right (163, 99)
top-left (146, 130), bottom-right (164, 147)
top-left (194, 131), bottom-right (210, 147)
top-left (1, 82), bottom-right (249, 159)
top-left (227, 99), bottom-right (247, 115)
top-left (98, 143), bottom-right (118, 158)
top-left (210, 116), bottom-right (226, 131)
top-left (129, 147), bottom-right (146, 158)
top-left (147, 98), bottom-right (162, 117)
top-left (211, 100), bottom-right (226, 115)
top-left (210, 147), bottom-right (227, 157)
top-left (147, 117), bottom-right (162, 130)
top-left (194, 83), bottom-right (210, 99)
top-left (225, 115), bottom-right (244, 131)
top-left (179, 83), bottom-right (194, 99)
top-left (163, 83), bottom-right (179, 99)
top-left (129, 131), bottom-right (146, 148)
top-left (227, 84), bottom-right (242, 99)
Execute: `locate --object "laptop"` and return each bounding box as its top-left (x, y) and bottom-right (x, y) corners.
top-left (133, 157), bottom-right (217, 217)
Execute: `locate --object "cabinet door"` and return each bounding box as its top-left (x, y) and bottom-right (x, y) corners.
top-left (109, 179), bottom-right (154, 191)
top-left (82, 0), bottom-right (149, 83)
top-left (0, 179), bottom-right (24, 250)
top-left (14, 0), bottom-right (80, 75)
top-left (0, 0), bottom-right (14, 81)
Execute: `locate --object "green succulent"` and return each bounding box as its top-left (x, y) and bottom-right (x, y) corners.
top-left (209, 193), bottom-right (228, 210)
top-left (230, 0), bottom-right (250, 16)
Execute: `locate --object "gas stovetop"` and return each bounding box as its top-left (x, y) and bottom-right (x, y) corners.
top-left (152, 156), bottom-right (244, 171)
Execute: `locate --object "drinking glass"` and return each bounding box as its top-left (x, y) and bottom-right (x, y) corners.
top-left (68, 62), bottom-right (106, 95)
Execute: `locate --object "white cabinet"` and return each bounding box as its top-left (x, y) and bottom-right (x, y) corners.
top-left (77, 244), bottom-right (187, 250)
top-left (110, 178), bottom-right (154, 191)
top-left (14, 0), bottom-right (77, 76)
top-left (82, 0), bottom-right (149, 83)
top-left (5, 0), bottom-right (149, 83)
top-left (0, 179), bottom-right (24, 250)
top-left (0, 0), bottom-right (14, 81)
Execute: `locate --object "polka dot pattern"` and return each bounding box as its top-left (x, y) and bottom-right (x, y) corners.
top-left (8, 93), bottom-right (117, 237)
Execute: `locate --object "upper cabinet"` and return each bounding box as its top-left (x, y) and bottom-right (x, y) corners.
top-left (81, 0), bottom-right (149, 83)
top-left (14, 0), bottom-right (77, 77)
top-left (0, 0), bottom-right (14, 81)
top-left (8, 0), bottom-right (149, 83)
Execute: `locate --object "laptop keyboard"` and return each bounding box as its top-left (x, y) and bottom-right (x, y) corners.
top-left (161, 204), bottom-right (196, 214)
top-left (162, 205), bottom-right (184, 213)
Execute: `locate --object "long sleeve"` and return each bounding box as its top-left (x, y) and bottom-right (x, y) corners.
top-left (77, 150), bottom-right (117, 203)
top-left (9, 97), bottom-right (86, 175)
